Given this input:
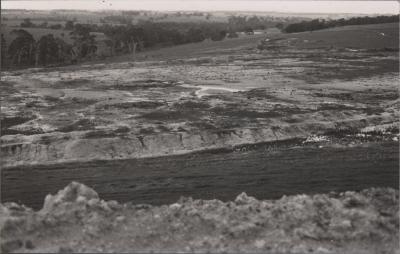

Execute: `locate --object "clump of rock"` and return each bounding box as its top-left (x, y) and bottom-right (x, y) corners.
top-left (1, 182), bottom-right (398, 253)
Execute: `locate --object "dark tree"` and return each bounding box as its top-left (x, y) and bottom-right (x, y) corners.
top-left (1, 34), bottom-right (7, 66)
top-left (20, 18), bottom-right (34, 28)
top-left (65, 20), bottom-right (75, 30)
top-left (39, 22), bottom-right (48, 28)
top-left (8, 29), bottom-right (36, 66)
top-left (185, 28), bottom-right (206, 43)
top-left (49, 24), bottom-right (63, 30)
top-left (227, 31), bottom-right (239, 38)
top-left (70, 24), bottom-right (97, 59)
top-left (244, 27), bottom-right (254, 35)
top-left (275, 23), bottom-right (284, 31)
top-left (284, 15), bottom-right (399, 33)
top-left (36, 34), bottom-right (59, 66)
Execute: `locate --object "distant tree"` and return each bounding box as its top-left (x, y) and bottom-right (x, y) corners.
top-left (55, 37), bottom-right (72, 64)
top-left (49, 24), bottom-right (63, 30)
top-left (20, 18), bottom-right (34, 28)
top-left (275, 23), bottom-right (284, 31)
top-left (244, 27), bottom-right (254, 35)
top-left (64, 20), bottom-right (75, 30)
top-left (185, 28), bottom-right (206, 43)
top-left (70, 24), bottom-right (97, 60)
top-left (1, 34), bottom-right (7, 66)
top-left (168, 29), bottom-right (185, 45)
top-left (8, 29), bottom-right (36, 66)
top-left (39, 22), bottom-right (48, 28)
top-left (247, 16), bottom-right (261, 29)
top-left (125, 25), bottom-right (145, 59)
top-left (227, 31), bottom-right (239, 38)
top-left (228, 15), bottom-right (247, 31)
top-left (139, 22), bottom-right (159, 47)
top-left (36, 34), bottom-right (59, 66)
top-left (101, 25), bottom-right (137, 55)
top-left (209, 29), bottom-right (226, 41)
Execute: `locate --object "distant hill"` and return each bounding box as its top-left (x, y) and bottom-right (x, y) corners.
top-left (271, 22), bottom-right (399, 50)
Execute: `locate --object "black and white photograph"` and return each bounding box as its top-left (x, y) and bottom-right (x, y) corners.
top-left (0, 0), bottom-right (399, 253)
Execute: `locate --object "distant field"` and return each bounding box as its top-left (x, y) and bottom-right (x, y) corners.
top-left (276, 22), bottom-right (399, 49)
top-left (95, 34), bottom-right (265, 64)
top-left (104, 22), bottom-right (399, 64)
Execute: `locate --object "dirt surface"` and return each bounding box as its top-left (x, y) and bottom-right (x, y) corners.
top-left (1, 182), bottom-right (398, 253)
top-left (2, 140), bottom-right (398, 210)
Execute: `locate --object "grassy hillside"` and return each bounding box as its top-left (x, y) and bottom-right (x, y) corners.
top-left (101, 22), bottom-right (398, 64)
top-left (277, 22), bottom-right (399, 49)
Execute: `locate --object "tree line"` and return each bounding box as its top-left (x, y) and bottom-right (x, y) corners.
top-left (1, 29), bottom-right (73, 68)
top-left (283, 15), bottom-right (399, 33)
top-left (20, 18), bottom-right (64, 30)
top-left (1, 14), bottom-right (294, 68)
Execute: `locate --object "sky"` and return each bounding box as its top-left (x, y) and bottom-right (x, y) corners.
top-left (2, 0), bottom-right (399, 14)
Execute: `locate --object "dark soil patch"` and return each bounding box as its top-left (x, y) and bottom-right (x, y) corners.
top-left (140, 110), bottom-right (201, 121)
top-left (240, 89), bottom-right (296, 103)
top-left (211, 104), bottom-right (306, 119)
top-left (83, 127), bottom-right (130, 139)
top-left (138, 127), bottom-right (157, 135)
top-left (173, 100), bottom-right (210, 110)
top-left (58, 119), bottom-right (96, 133)
top-left (1, 129), bottom-right (44, 136)
top-left (1, 116), bottom-right (33, 130)
top-left (314, 90), bottom-right (399, 104)
top-left (189, 121), bottom-right (218, 130)
top-left (0, 81), bottom-right (19, 96)
top-left (54, 79), bottom-right (91, 88)
top-left (362, 107), bottom-right (385, 115)
top-left (115, 80), bottom-right (175, 90)
top-left (317, 103), bottom-right (357, 111)
top-left (37, 135), bottom-right (70, 145)
top-left (218, 108), bottom-right (281, 118)
top-left (48, 98), bottom-right (97, 111)
top-left (101, 101), bottom-right (165, 110)
top-left (1, 116), bottom-right (36, 136)
top-left (44, 95), bottom-right (63, 103)
top-left (292, 57), bottom-right (398, 82)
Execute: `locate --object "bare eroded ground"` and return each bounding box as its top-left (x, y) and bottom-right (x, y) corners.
top-left (1, 23), bottom-right (399, 168)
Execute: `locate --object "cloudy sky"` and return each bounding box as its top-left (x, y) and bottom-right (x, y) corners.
top-left (2, 0), bottom-right (399, 14)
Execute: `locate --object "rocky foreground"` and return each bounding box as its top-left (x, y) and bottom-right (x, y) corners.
top-left (1, 182), bottom-right (398, 253)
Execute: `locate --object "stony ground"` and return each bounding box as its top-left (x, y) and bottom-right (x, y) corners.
top-left (1, 182), bottom-right (399, 253)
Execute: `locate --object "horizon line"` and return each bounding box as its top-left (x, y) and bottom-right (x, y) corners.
top-left (2, 1), bottom-right (399, 14)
